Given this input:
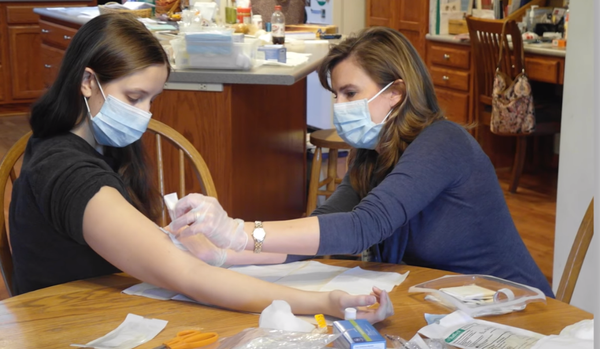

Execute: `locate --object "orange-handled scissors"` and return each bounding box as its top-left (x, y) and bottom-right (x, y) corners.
top-left (154, 330), bottom-right (219, 349)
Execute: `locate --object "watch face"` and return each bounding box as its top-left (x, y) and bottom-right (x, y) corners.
top-left (253, 228), bottom-right (266, 241)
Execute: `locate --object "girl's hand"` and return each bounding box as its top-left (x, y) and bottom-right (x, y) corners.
top-left (329, 287), bottom-right (394, 324)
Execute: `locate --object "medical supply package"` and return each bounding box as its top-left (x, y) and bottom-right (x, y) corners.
top-left (418, 310), bottom-right (544, 349)
top-left (408, 274), bottom-right (546, 317)
top-left (333, 319), bottom-right (386, 349)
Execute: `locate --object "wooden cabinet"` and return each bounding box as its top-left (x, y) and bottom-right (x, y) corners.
top-left (39, 19), bottom-right (78, 88)
top-left (0, 1), bottom-right (94, 107)
top-left (8, 25), bottom-right (44, 100)
top-left (366, 0), bottom-right (429, 59)
top-left (426, 40), bottom-right (473, 124)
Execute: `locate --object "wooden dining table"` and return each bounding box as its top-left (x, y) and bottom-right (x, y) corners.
top-left (0, 260), bottom-right (592, 348)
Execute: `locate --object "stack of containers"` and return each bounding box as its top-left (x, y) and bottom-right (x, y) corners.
top-left (172, 29), bottom-right (259, 70)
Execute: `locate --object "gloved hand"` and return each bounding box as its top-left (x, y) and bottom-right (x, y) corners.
top-left (330, 286), bottom-right (394, 324)
top-left (169, 194), bottom-right (248, 252)
top-left (176, 233), bottom-right (228, 267)
top-left (159, 225), bottom-right (227, 267)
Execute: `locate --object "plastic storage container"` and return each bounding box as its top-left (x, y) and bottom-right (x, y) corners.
top-left (172, 36), bottom-right (259, 70)
top-left (408, 274), bottom-right (546, 317)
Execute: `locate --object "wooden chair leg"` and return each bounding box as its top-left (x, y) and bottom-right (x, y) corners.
top-left (306, 147), bottom-right (322, 216)
top-left (326, 149), bottom-right (339, 195)
top-left (509, 136), bottom-right (527, 193)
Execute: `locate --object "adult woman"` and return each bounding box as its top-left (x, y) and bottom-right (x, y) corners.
top-left (171, 26), bottom-right (554, 297)
top-left (8, 13), bottom-right (392, 323)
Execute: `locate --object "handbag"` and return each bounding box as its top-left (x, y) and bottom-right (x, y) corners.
top-left (490, 22), bottom-right (536, 135)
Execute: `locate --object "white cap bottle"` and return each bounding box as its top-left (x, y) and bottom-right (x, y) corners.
top-left (344, 307), bottom-right (357, 320)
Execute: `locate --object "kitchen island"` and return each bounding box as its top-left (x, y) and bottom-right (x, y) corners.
top-left (35, 7), bottom-right (326, 221)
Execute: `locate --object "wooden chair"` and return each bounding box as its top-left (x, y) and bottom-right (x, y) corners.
top-left (146, 119), bottom-right (217, 227)
top-left (306, 129), bottom-right (351, 216)
top-left (0, 119), bottom-right (217, 296)
top-left (0, 131), bottom-right (31, 297)
top-left (466, 17), bottom-right (561, 193)
top-left (555, 198), bottom-right (594, 304)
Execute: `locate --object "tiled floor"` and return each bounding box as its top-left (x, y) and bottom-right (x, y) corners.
top-left (0, 114), bottom-right (558, 300)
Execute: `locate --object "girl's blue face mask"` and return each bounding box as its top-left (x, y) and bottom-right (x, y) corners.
top-left (333, 81), bottom-right (394, 150)
top-left (83, 75), bottom-right (151, 148)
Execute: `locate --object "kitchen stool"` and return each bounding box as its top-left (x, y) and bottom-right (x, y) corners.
top-left (306, 129), bottom-right (351, 216)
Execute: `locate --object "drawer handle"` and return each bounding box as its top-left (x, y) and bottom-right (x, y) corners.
top-left (442, 76), bottom-right (450, 81)
top-left (44, 64), bottom-right (52, 68)
top-left (443, 54), bottom-right (450, 60)
top-left (64, 35), bottom-right (72, 40)
top-left (41, 29), bottom-right (50, 33)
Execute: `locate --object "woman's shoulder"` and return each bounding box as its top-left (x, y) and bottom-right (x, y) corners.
top-left (411, 119), bottom-right (476, 152)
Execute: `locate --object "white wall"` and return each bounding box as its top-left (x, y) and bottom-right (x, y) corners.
top-left (553, 0), bottom-right (596, 313)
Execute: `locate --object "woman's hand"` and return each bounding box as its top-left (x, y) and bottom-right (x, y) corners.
top-left (176, 233), bottom-right (228, 267)
top-left (169, 194), bottom-right (248, 252)
top-left (329, 286), bottom-right (394, 324)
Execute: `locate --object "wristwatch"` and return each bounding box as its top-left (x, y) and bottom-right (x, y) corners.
top-left (252, 221), bottom-right (266, 253)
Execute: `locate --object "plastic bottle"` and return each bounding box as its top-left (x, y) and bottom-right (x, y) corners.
top-left (344, 307), bottom-right (357, 320)
top-left (564, 9), bottom-right (569, 41)
top-left (271, 5), bottom-right (285, 44)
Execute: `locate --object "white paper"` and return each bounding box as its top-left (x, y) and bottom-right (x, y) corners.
top-left (71, 314), bottom-right (167, 349)
top-left (320, 266), bottom-right (408, 295)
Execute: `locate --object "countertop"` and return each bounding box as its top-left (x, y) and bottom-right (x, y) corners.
top-left (34, 7), bottom-right (326, 86)
top-left (0, 0), bottom-right (93, 2)
top-left (426, 34), bottom-right (566, 58)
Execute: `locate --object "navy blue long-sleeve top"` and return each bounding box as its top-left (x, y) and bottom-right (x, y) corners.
top-left (290, 120), bottom-right (553, 297)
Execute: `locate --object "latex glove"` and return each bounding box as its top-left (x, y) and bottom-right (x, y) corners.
top-left (331, 286), bottom-right (394, 324)
top-left (159, 225), bottom-right (227, 267)
top-left (176, 233), bottom-right (228, 268)
top-left (170, 194), bottom-right (248, 252)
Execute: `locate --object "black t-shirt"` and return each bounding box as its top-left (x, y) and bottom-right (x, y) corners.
top-left (9, 132), bottom-right (130, 294)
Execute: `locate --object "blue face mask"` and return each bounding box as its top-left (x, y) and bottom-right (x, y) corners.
top-left (333, 81), bottom-right (394, 150)
top-left (83, 75), bottom-right (152, 148)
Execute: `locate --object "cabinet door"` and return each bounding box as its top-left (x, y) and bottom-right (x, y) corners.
top-left (8, 25), bottom-right (45, 100)
top-left (0, 7), bottom-right (5, 102)
top-left (41, 44), bottom-right (65, 89)
top-left (396, 0), bottom-right (429, 60)
top-left (366, 0), bottom-right (396, 27)
top-left (435, 88), bottom-right (469, 124)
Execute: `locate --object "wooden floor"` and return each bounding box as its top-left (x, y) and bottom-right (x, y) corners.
top-left (0, 114), bottom-right (557, 300)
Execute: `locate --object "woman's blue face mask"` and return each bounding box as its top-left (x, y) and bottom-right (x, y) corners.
top-left (332, 81), bottom-right (394, 150)
top-left (83, 75), bottom-right (152, 148)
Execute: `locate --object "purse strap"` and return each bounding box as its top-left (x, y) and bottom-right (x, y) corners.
top-left (496, 20), bottom-right (525, 74)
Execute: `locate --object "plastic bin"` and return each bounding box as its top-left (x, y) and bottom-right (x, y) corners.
top-left (172, 37), bottom-right (259, 70)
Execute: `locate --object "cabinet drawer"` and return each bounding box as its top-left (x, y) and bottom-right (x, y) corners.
top-left (430, 67), bottom-right (470, 92)
top-left (525, 57), bottom-right (562, 84)
top-left (42, 44), bottom-right (65, 88)
top-left (40, 20), bottom-right (78, 50)
top-left (429, 44), bottom-right (471, 69)
top-left (6, 6), bottom-right (39, 24)
top-left (436, 88), bottom-right (470, 124)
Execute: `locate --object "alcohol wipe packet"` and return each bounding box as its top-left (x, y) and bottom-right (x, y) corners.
top-left (71, 313), bottom-right (168, 349)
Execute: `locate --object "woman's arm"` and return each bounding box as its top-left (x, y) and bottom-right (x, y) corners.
top-left (83, 187), bottom-right (389, 320)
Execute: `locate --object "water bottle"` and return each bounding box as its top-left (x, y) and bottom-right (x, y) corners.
top-left (271, 5), bottom-right (285, 44)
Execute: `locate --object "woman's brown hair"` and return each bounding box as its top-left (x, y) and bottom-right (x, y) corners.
top-left (318, 26), bottom-right (446, 198)
top-left (30, 13), bottom-right (170, 221)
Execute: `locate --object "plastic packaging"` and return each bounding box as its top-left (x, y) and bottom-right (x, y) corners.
top-left (172, 35), bottom-right (259, 70)
top-left (271, 5), bottom-right (285, 44)
top-left (216, 328), bottom-right (340, 349)
top-left (407, 275), bottom-right (546, 317)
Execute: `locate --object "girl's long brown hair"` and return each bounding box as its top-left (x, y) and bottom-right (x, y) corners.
top-left (30, 13), bottom-right (170, 221)
top-left (318, 26), bottom-right (446, 198)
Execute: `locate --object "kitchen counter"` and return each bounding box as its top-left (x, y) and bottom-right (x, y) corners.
top-left (426, 33), bottom-right (567, 58)
top-left (34, 7), bottom-right (326, 86)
